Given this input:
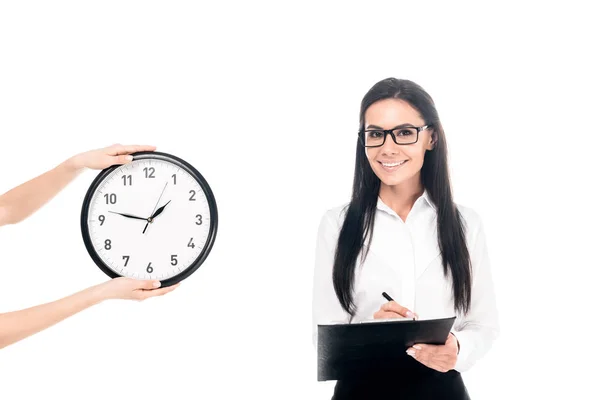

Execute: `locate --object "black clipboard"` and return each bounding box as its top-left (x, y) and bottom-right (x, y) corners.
top-left (317, 316), bottom-right (456, 381)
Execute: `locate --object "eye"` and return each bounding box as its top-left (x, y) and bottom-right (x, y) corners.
top-left (395, 128), bottom-right (416, 137)
top-left (367, 130), bottom-right (384, 138)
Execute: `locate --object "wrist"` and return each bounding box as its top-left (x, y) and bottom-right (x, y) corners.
top-left (65, 154), bottom-right (85, 173)
top-left (451, 332), bottom-right (460, 354)
top-left (86, 283), bottom-right (110, 304)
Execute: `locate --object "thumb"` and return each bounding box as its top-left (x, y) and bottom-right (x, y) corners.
top-left (114, 154), bottom-right (134, 164)
top-left (139, 280), bottom-right (161, 290)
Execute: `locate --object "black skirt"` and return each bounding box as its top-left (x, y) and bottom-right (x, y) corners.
top-left (331, 364), bottom-right (470, 400)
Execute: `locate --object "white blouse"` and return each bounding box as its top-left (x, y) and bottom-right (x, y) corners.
top-left (311, 190), bottom-right (499, 372)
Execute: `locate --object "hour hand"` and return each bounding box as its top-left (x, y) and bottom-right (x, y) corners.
top-left (150, 200), bottom-right (171, 219)
top-left (109, 211), bottom-right (148, 221)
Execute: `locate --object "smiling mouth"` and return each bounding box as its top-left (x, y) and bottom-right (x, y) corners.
top-left (378, 160), bottom-right (408, 171)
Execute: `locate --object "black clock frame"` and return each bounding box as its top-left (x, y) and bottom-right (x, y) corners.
top-left (80, 151), bottom-right (218, 287)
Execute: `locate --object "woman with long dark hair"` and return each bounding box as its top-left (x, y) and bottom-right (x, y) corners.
top-left (312, 78), bottom-right (499, 399)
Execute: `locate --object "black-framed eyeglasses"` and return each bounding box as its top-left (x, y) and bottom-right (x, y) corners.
top-left (358, 125), bottom-right (430, 147)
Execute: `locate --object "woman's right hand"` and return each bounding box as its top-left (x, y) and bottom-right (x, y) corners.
top-left (373, 301), bottom-right (418, 320)
top-left (94, 277), bottom-right (180, 302)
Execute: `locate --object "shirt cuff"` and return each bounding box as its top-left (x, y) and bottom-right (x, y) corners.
top-left (451, 328), bottom-right (476, 373)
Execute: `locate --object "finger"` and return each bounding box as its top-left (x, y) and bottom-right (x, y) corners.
top-left (137, 280), bottom-right (162, 290)
top-left (112, 154), bottom-right (135, 164)
top-left (381, 301), bottom-right (416, 319)
top-left (139, 283), bottom-right (180, 299)
top-left (409, 344), bottom-right (451, 372)
top-left (373, 311), bottom-right (406, 319)
top-left (109, 144), bottom-right (157, 156)
top-left (408, 344), bottom-right (433, 366)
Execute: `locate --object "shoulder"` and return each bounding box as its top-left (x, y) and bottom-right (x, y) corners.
top-left (317, 202), bottom-right (349, 234)
top-left (456, 201), bottom-right (485, 233)
top-left (455, 202), bottom-right (487, 246)
top-left (456, 202), bottom-right (481, 225)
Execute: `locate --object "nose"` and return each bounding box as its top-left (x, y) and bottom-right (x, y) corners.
top-left (379, 132), bottom-right (400, 155)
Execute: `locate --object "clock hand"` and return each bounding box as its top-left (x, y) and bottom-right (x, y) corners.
top-left (150, 200), bottom-right (171, 220)
top-left (108, 211), bottom-right (148, 221)
top-left (142, 200), bottom-right (171, 234)
top-left (144, 181), bottom-right (168, 234)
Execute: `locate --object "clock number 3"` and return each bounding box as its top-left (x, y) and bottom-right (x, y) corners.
top-left (195, 214), bottom-right (203, 225)
top-left (146, 262), bottom-right (153, 273)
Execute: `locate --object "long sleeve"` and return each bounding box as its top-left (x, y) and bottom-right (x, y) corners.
top-left (312, 209), bottom-right (351, 348)
top-left (451, 213), bottom-right (500, 372)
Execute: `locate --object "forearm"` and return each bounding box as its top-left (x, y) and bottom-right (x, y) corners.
top-left (0, 284), bottom-right (105, 349)
top-left (0, 157), bottom-right (82, 225)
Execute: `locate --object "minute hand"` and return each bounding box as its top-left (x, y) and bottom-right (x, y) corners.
top-left (109, 211), bottom-right (148, 221)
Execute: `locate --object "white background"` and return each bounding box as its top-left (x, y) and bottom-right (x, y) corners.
top-left (0, 1), bottom-right (598, 399)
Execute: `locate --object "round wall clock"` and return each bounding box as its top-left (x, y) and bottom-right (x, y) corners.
top-left (80, 151), bottom-right (218, 286)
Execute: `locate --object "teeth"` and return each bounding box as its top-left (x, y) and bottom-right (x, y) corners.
top-left (381, 161), bottom-right (406, 167)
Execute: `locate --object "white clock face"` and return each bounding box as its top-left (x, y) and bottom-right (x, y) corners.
top-left (85, 157), bottom-right (213, 280)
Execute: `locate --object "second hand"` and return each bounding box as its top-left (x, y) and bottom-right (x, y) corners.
top-left (143, 181), bottom-right (168, 234)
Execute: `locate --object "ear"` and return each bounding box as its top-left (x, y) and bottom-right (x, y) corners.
top-left (427, 130), bottom-right (438, 150)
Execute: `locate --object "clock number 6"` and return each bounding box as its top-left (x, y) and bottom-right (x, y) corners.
top-left (147, 262), bottom-right (153, 273)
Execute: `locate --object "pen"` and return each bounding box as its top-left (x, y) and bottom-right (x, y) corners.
top-left (382, 291), bottom-right (394, 302)
top-left (381, 292), bottom-right (416, 320)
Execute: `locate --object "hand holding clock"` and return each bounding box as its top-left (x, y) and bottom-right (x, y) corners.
top-left (0, 143), bottom-right (156, 226)
top-left (94, 277), bottom-right (180, 301)
top-left (69, 143), bottom-right (157, 171)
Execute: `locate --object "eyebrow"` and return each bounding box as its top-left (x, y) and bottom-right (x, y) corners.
top-left (365, 123), bottom-right (420, 130)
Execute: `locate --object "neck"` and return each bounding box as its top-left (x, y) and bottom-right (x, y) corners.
top-left (379, 174), bottom-right (424, 221)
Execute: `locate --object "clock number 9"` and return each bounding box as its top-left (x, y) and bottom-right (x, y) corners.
top-left (146, 262), bottom-right (153, 273)
top-left (99, 215), bottom-right (105, 225)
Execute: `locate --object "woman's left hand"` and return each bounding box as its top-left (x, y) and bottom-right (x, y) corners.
top-left (406, 333), bottom-right (459, 373)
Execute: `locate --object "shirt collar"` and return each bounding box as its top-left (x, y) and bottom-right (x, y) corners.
top-left (376, 189), bottom-right (436, 217)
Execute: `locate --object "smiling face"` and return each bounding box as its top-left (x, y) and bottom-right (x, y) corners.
top-left (364, 98), bottom-right (435, 190)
